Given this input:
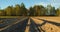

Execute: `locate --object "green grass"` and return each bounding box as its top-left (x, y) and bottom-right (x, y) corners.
top-left (0, 16), bottom-right (20, 18)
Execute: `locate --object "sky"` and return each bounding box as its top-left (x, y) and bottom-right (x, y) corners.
top-left (0, 0), bottom-right (60, 9)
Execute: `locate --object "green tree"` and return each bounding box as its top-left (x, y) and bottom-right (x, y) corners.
top-left (29, 7), bottom-right (35, 16)
top-left (50, 7), bottom-right (56, 16)
top-left (0, 10), bottom-right (5, 16)
top-left (56, 8), bottom-right (60, 16)
top-left (15, 4), bottom-right (21, 16)
top-left (46, 5), bottom-right (56, 16)
top-left (20, 3), bottom-right (27, 16)
top-left (33, 5), bottom-right (46, 16)
top-left (11, 7), bottom-right (16, 16)
top-left (5, 6), bottom-right (13, 16)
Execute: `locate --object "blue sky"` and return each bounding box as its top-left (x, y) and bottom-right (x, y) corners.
top-left (0, 0), bottom-right (60, 9)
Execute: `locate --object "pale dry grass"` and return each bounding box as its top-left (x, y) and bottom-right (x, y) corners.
top-left (31, 17), bottom-right (60, 32)
top-left (34, 17), bottom-right (60, 23)
top-left (41, 23), bottom-right (60, 32)
top-left (31, 17), bottom-right (44, 24)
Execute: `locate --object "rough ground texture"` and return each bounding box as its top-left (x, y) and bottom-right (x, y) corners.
top-left (31, 17), bottom-right (60, 32)
top-left (0, 17), bottom-right (60, 32)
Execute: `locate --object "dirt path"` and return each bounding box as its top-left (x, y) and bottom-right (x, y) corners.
top-left (0, 17), bottom-right (60, 32)
top-left (31, 17), bottom-right (60, 32)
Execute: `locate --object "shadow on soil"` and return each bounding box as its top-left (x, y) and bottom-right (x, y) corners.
top-left (37, 18), bottom-right (60, 26)
top-left (30, 18), bottom-right (60, 32)
top-left (29, 19), bottom-right (45, 32)
top-left (1, 18), bottom-right (60, 32)
top-left (1, 18), bottom-right (29, 32)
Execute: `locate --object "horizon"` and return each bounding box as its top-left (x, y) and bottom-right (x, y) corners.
top-left (0, 0), bottom-right (60, 9)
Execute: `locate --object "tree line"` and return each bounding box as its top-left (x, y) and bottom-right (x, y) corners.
top-left (0, 3), bottom-right (60, 16)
